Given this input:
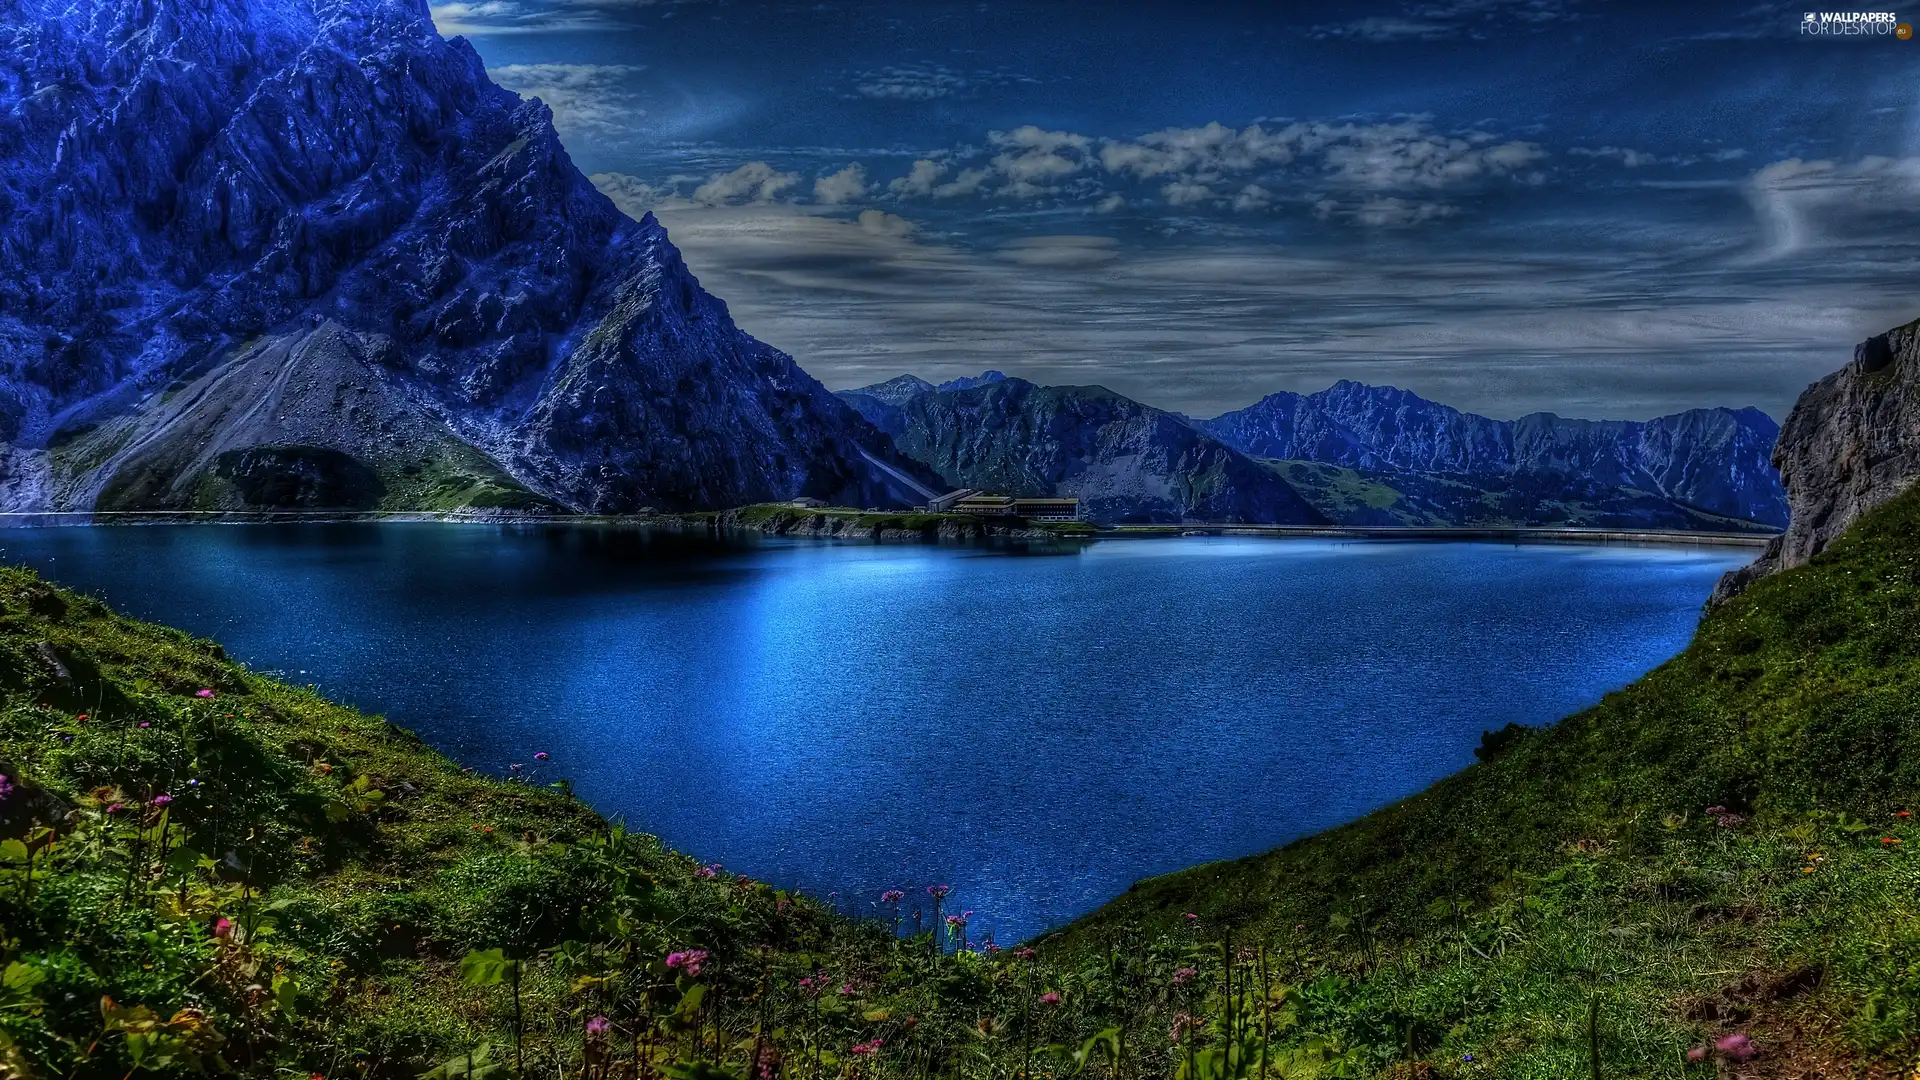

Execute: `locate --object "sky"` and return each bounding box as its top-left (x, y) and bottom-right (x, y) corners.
top-left (433, 0), bottom-right (1920, 420)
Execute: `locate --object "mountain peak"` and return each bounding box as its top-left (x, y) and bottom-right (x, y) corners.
top-left (938, 370), bottom-right (1009, 393)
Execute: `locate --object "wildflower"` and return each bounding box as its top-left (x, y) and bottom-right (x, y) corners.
top-left (482, 826), bottom-right (494, 834)
top-left (1013, 946), bottom-right (1036, 960)
top-left (106, 802), bottom-right (125, 815)
top-left (1172, 966), bottom-right (1197, 986)
top-left (665, 949), bottom-right (708, 977)
top-left (1884, 837), bottom-right (1903, 846)
top-left (880, 889), bottom-right (904, 903)
top-left (187, 779), bottom-right (200, 787)
top-left (534, 751), bottom-right (549, 761)
top-left (312, 1073), bottom-right (326, 1080)
top-left (152, 794), bottom-right (174, 807)
top-left (75, 714), bottom-right (88, 722)
top-left (946, 914), bottom-right (968, 930)
top-left (839, 983), bottom-right (854, 996)
top-left (1462, 1054), bottom-right (1474, 1063)
top-left (195, 689), bottom-right (215, 699)
top-left (984, 941), bottom-right (1002, 954)
top-left (927, 884), bottom-right (951, 899)
top-left (138, 721), bottom-right (150, 729)
top-left (1686, 1046), bottom-right (1707, 1062)
top-left (1039, 992), bottom-right (1061, 1006)
top-left (1897, 810), bottom-right (1912, 819)
top-left (849, 1038), bottom-right (883, 1056)
top-left (694, 863), bottom-right (719, 879)
top-left (586, 1016), bottom-right (611, 1039)
top-left (0, 774), bottom-right (12, 802)
top-left (1704, 805), bottom-right (1725, 815)
top-left (1715, 1033), bottom-right (1756, 1062)
top-left (798, 977), bottom-right (815, 989)
top-left (509, 763), bottom-right (522, 772)
top-left (213, 917), bottom-right (233, 939)
top-left (736, 873), bottom-right (752, 885)
top-left (1184, 912), bottom-right (1198, 922)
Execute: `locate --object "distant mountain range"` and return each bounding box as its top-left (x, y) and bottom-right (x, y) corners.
top-left (840, 375), bottom-right (1787, 529)
top-left (0, 0), bottom-right (937, 513)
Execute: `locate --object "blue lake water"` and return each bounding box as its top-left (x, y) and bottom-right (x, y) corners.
top-left (0, 525), bottom-right (1751, 943)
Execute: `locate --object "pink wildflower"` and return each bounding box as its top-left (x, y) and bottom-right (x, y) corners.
top-left (0, 774), bottom-right (13, 802)
top-left (927, 884), bottom-right (951, 899)
top-left (1013, 947), bottom-right (1036, 960)
top-left (880, 889), bottom-right (904, 903)
top-left (534, 752), bottom-right (549, 761)
top-left (1715, 1034), bottom-right (1755, 1062)
top-left (665, 949), bottom-right (708, 977)
top-left (106, 802), bottom-right (125, 814)
top-left (1039, 992), bottom-right (1061, 1006)
top-left (1172, 966), bottom-right (1197, 986)
top-left (1686, 1046), bottom-right (1708, 1062)
top-left (195, 689), bottom-right (215, 699)
top-left (151, 794), bottom-right (173, 807)
top-left (585, 1016), bottom-right (611, 1039)
top-left (213, 917), bottom-right (233, 939)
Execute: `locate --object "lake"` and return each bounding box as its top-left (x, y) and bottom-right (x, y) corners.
top-left (0, 524), bottom-right (1752, 943)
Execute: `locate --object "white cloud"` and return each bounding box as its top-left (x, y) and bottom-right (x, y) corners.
top-left (1746, 155), bottom-right (1920, 256)
top-left (814, 164), bottom-right (870, 205)
top-left (1093, 194), bottom-right (1127, 213)
top-left (988, 126), bottom-right (1096, 190)
top-left (1161, 180), bottom-right (1215, 207)
top-left (488, 63), bottom-right (647, 133)
top-left (997, 235), bottom-right (1122, 267)
top-left (888, 159), bottom-right (946, 197)
top-left (857, 209), bottom-right (918, 238)
top-left (933, 167), bottom-right (991, 199)
top-left (693, 161), bottom-right (800, 205)
top-left (1231, 185), bottom-right (1273, 211)
top-left (850, 64), bottom-right (969, 101)
top-left (590, 171), bottom-right (670, 216)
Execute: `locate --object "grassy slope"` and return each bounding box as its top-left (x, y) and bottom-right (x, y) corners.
top-left (1045, 486), bottom-right (1920, 1076)
top-left (1, 486), bottom-right (1916, 1080)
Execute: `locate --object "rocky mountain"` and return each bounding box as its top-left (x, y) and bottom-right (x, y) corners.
top-left (0, 0), bottom-right (936, 512)
top-left (1198, 381), bottom-right (1787, 528)
top-left (1713, 318), bottom-right (1920, 602)
top-left (843, 373), bottom-right (1786, 530)
top-left (868, 377), bottom-right (1327, 524)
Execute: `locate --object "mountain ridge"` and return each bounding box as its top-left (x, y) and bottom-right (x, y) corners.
top-left (841, 372), bottom-right (1787, 529)
top-left (0, 0), bottom-right (937, 512)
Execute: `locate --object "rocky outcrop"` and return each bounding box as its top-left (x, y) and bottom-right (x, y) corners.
top-left (1712, 318), bottom-right (1920, 604)
top-left (0, 0), bottom-right (936, 512)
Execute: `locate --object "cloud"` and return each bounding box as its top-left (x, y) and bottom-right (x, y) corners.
top-left (1309, 0), bottom-right (1580, 42)
top-left (857, 209), bottom-right (918, 238)
top-left (1745, 155), bottom-right (1920, 256)
top-left (885, 159), bottom-right (992, 199)
top-left (590, 171), bottom-right (670, 216)
top-left (645, 197), bottom-right (1916, 423)
top-left (1161, 180), bottom-right (1215, 207)
top-left (1342, 197), bottom-right (1460, 227)
top-left (988, 126), bottom-right (1096, 190)
top-left (1094, 194), bottom-right (1127, 214)
top-left (488, 63), bottom-right (647, 133)
top-left (849, 64), bottom-right (970, 101)
top-left (996, 236), bottom-right (1121, 267)
top-left (430, 0), bottom-right (703, 34)
top-left (693, 162), bottom-right (801, 205)
top-left (1231, 185), bottom-right (1273, 212)
top-left (814, 164), bottom-right (870, 205)
top-left (1315, 122), bottom-right (1546, 189)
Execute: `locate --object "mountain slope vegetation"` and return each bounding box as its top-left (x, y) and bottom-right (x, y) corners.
top-left (2, 483), bottom-right (1917, 1079)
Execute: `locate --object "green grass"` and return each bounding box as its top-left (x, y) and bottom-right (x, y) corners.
top-left (2, 486), bottom-right (1919, 1079)
top-left (1042, 484), bottom-right (1920, 1077)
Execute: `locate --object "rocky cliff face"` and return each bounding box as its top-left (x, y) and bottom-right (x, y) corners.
top-left (1199, 381), bottom-right (1787, 528)
top-left (1713, 318), bottom-right (1920, 603)
top-left (0, 0), bottom-right (934, 512)
top-left (882, 378), bottom-right (1326, 525)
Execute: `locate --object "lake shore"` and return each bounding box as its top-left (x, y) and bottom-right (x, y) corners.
top-left (0, 507), bottom-right (1778, 547)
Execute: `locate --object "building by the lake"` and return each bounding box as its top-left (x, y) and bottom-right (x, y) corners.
top-left (923, 489), bottom-right (1081, 521)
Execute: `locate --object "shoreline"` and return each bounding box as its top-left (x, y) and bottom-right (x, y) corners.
top-left (0, 508), bottom-right (1779, 547)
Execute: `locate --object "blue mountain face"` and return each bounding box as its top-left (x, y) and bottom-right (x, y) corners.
top-left (0, 0), bottom-right (937, 511)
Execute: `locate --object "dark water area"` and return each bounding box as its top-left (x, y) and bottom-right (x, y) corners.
top-left (0, 524), bottom-right (1751, 943)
